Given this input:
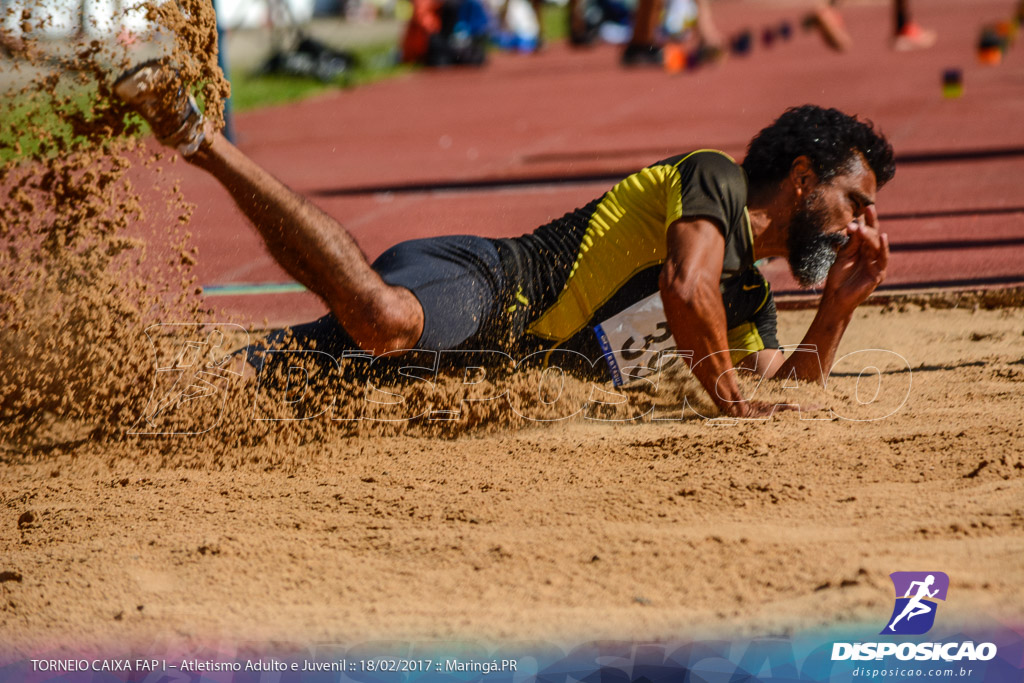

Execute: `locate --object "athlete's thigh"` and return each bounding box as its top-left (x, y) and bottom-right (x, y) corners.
top-left (371, 235), bottom-right (505, 350)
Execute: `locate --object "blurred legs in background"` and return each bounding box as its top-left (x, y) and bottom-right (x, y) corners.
top-left (808, 0), bottom-right (935, 52)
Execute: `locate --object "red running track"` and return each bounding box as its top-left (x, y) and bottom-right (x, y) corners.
top-left (137, 0), bottom-right (1024, 326)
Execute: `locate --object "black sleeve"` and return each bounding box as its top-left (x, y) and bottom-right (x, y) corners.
top-left (722, 266), bottom-right (779, 350)
top-left (676, 151), bottom-right (748, 237)
top-left (751, 291), bottom-right (779, 350)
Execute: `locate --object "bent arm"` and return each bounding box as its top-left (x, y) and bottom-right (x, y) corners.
top-left (660, 218), bottom-right (752, 417)
top-left (769, 208), bottom-right (890, 385)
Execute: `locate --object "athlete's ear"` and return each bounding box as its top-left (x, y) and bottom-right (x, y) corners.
top-left (789, 156), bottom-right (818, 196)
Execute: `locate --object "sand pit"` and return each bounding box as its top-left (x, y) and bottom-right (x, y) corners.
top-left (1, 301), bottom-right (1021, 655)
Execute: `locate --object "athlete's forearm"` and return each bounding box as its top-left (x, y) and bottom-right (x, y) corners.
top-left (775, 294), bottom-right (854, 385)
top-left (661, 277), bottom-right (748, 415)
top-left (661, 218), bottom-right (757, 416)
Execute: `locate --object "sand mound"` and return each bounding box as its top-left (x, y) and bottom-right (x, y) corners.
top-left (1, 0), bottom-right (227, 447)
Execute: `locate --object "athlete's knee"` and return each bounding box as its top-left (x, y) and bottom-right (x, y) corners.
top-left (335, 287), bottom-right (423, 354)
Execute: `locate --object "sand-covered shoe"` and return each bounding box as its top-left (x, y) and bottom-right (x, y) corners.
top-left (114, 59), bottom-right (206, 156)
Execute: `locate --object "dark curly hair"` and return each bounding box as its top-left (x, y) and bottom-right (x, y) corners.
top-left (742, 105), bottom-right (895, 198)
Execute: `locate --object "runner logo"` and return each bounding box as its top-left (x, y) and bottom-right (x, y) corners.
top-left (881, 571), bottom-right (949, 635)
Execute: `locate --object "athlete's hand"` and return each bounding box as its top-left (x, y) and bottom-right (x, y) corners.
top-left (720, 400), bottom-right (800, 419)
top-left (822, 206), bottom-right (889, 313)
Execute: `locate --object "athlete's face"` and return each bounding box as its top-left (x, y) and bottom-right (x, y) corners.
top-left (787, 156), bottom-right (878, 288)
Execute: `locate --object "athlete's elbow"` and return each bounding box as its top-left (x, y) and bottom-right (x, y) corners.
top-left (659, 266), bottom-right (717, 313)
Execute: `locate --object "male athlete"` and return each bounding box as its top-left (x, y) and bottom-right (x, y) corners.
top-left (114, 62), bottom-right (893, 419)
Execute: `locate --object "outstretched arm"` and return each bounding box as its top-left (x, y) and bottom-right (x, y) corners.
top-left (771, 206), bottom-right (889, 385)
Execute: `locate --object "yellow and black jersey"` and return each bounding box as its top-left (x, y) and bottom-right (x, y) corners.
top-left (492, 150), bottom-right (778, 360)
top-left (286, 151), bottom-right (777, 367)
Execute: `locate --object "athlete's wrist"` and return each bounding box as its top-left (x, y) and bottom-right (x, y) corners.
top-left (817, 292), bottom-right (858, 325)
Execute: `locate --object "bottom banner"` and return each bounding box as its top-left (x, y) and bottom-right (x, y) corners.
top-left (3, 620), bottom-right (1022, 683)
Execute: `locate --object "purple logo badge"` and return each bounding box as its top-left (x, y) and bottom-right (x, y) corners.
top-left (881, 571), bottom-right (949, 635)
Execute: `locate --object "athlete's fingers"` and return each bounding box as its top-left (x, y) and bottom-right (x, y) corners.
top-left (839, 227), bottom-right (872, 270)
top-left (740, 401), bottom-right (789, 418)
top-left (859, 208), bottom-right (884, 264)
top-left (877, 232), bottom-right (890, 277)
top-left (860, 229), bottom-right (888, 283)
top-left (840, 222), bottom-right (863, 256)
top-left (857, 222), bottom-right (884, 261)
top-left (864, 204), bottom-right (879, 230)
top-left (743, 401), bottom-right (820, 418)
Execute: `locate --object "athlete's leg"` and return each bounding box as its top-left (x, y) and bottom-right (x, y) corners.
top-left (113, 62), bottom-right (423, 354)
top-left (807, 1), bottom-right (852, 52)
top-left (694, 0), bottom-right (723, 49)
top-left (893, 0), bottom-right (909, 32)
top-left (629, 0), bottom-right (661, 47)
top-left (530, 0), bottom-right (544, 48)
top-left (891, 0), bottom-right (935, 50)
top-left (186, 129), bottom-right (424, 354)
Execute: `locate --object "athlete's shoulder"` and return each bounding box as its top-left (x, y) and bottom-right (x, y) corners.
top-left (673, 150), bottom-right (748, 213)
top-left (655, 150), bottom-right (746, 193)
top-left (676, 149), bottom-right (744, 178)
top-left (653, 149), bottom-right (739, 169)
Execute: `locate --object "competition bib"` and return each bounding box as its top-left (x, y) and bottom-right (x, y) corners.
top-left (592, 293), bottom-right (684, 386)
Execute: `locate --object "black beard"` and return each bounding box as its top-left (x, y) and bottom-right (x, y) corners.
top-left (787, 194), bottom-right (850, 288)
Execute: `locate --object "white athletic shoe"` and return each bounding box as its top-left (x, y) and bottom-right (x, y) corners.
top-left (114, 60), bottom-right (206, 156)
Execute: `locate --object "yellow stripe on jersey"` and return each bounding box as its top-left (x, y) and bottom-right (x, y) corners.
top-left (744, 206), bottom-right (757, 263)
top-left (727, 321), bottom-right (766, 364)
top-left (526, 164), bottom-right (680, 341)
top-left (526, 149), bottom-right (736, 343)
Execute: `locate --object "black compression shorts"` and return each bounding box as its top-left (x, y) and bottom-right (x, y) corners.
top-left (288, 235), bottom-right (510, 353)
